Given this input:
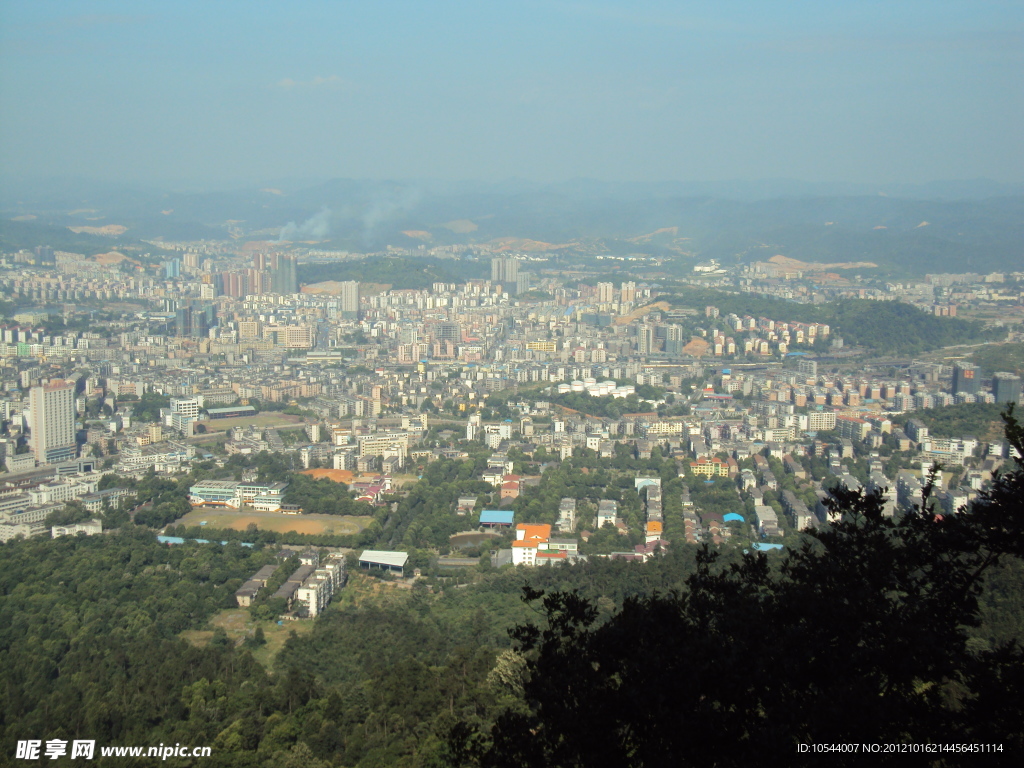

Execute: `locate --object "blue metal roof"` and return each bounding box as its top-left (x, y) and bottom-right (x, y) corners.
top-left (723, 513), bottom-right (745, 522)
top-left (157, 535), bottom-right (254, 548)
top-left (479, 510), bottom-right (515, 524)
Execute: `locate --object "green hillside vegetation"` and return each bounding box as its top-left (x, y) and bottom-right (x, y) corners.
top-left (971, 343), bottom-right (1024, 376)
top-left (0, 219), bottom-right (127, 256)
top-left (667, 289), bottom-right (995, 354)
top-left (282, 472), bottom-right (376, 517)
top-left (0, 524), bottom-right (705, 767)
top-left (0, 530), bottom-right (274, 758)
top-left (913, 402), bottom-right (1006, 439)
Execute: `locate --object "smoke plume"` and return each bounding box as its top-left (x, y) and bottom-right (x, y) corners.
top-left (279, 207), bottom-right (332, 241)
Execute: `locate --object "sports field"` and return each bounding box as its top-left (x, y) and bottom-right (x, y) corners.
top-left (178, 507), bottom-right (372, 536)
top-left (199, 413), bottom-right (304, 433)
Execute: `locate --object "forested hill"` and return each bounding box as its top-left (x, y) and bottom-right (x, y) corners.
top-left (825, 300), bottom-right (996, 354)
top-left (0, 530), bottom-right (270, 757)
top-left (0, 524), bottom-right (703, 766)
top-left (2, 481), bottom-right (1024, 764)
top-left (913, 402), bottom-right (1008, 440)
top-left (971, 343), bottom-right (1024, 377)
top-left (668, 289), bottom-right (996, 354)
top-left (6, 180), bottom-right (1022, 273)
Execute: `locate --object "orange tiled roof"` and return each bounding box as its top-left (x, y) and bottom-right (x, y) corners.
top-left (516, 523), bottom-right (552, 541)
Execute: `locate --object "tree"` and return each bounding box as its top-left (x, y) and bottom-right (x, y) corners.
top-left (465, 409), bottom-right (1024, 767)
top-left (245, 625), bottom-right (267, 648)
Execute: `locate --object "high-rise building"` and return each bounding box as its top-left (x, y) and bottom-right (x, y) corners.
top-left (174, 308), bottom-right (191, 337)
top-left (220, 271), bottom-right (242, 298)
top-left (664, 324), bottom-right (684, 356)
top-left (271, 254), bottom-right (298, 294)
top-left (173, 303), bottom-right (217, 338)
top-left (162, 259), bottom-right (181, 279)
top-left (30, 380), bottom-right (77, 465)
top-left (597, 282), bottom-right (615, 304)
top-left (491, 257), bottom-right (519, 291)
top-left (245, 267), bottom-right (264, 296)
top-left (516, 271), bottom-right (532, 296)
top-left (797, 359), bottom-right (818, 378)
top-left (952, 363), bottom-right (980, 394)
top-left (251, 252), bottom-right (298, 294)
top-left (340, 281), bottom-right (359, 318)
top-left (993, 372), bottom-right (1021, 404)
top-left (637, 324), bottom-right (654, 355)
top-left (620, 282), bottom-right (637, 304)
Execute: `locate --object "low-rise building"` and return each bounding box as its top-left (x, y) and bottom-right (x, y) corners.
top-left (51, 518), bottom-right (103, 538)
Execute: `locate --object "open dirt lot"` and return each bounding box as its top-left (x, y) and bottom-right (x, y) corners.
top-left (178, 508), bottom-right (372, 536)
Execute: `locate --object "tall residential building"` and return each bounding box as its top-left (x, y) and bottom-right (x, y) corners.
top-left (993, 372), bottom-right (1021, 404)
top-left (174, 303), bottom-right (217, 338)
top-left (516, 271), bottom-right (532, 296)
top-left (339, 281), bottom-right (360, 318)
top-left (30, 380), bottom-right (77, 465)
top-left (221, 271), bottom-right (248, 298)
top-left (491, 257), bottom-right (519, 291)
top-left (637, 324), bottom-right (654, 355)
top-left (252, 253), bottom-right (297, 294)
top-left (162, 258), bottom-right (181, 279)
top-left (664, 324), bottom-right (684, 356)
top-left (797, 359), bottom-right (818, 378)
top-left (272, 254), bottom-right (298, 294)
top-left (952, 363), bottom-right (980, 395)
top-left (597, 282), bottom-right (615, 304)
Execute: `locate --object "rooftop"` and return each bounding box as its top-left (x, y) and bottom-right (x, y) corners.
top-left (359, 550), bottom-right (409, 568)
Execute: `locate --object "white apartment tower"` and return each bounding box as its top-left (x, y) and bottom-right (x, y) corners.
top-left (340, 281), bottom-right (359, 319)
top-left (637, 324), bottom-right (654, 355)
top-left (491, 257), bottom-right (519, 290)
top-left (30, 380), bottom-right (77, 465)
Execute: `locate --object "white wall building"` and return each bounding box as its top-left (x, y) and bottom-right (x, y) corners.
top-left (30, 380), bottom-right (77, 465)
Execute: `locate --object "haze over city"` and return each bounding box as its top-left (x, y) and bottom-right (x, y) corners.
top-left (1, 0), bottom-right (1022, 187)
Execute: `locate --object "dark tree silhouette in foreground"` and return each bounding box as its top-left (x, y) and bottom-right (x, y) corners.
top-left (457, 409), bottom-right (1024, 767)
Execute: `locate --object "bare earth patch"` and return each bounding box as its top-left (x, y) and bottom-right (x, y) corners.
top-left (181, 608), bottom-right (316, 668)
top-left (68, 224), bottom-right (128, 236)
top-left (178, 508), bottom-right (372, 536)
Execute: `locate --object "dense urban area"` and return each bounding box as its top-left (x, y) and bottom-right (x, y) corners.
top-left (1, 229), bottom-right (1023, 766)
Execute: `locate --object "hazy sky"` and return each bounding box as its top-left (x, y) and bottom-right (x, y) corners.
top-left (1, 0), bottom-right (1021, 186)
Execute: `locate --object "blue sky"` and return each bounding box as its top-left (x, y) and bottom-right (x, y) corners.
top-left (1, 0), bottom-right (1021, 185)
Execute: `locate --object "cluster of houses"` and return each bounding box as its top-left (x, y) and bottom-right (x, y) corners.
top-left (235, 550), bottom-right (347, 619)
top-left (509, 523), bottom-right (580, 566)
top-left (0, 457), bottom-right (134, 542)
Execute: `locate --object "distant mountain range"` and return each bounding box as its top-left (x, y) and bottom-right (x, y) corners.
top-left (2, 178), bottom-right (1021, 275)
